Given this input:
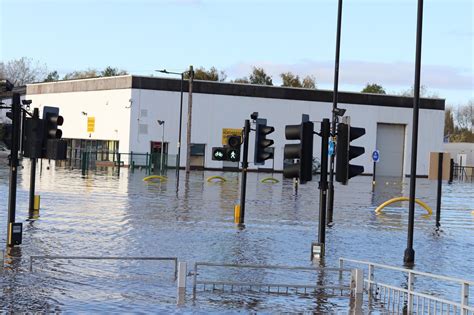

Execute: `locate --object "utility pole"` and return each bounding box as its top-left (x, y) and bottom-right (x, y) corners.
top-left (318, 119), bottom-right (330, 247)
top-left (239, 119), bottom-right (250, 225)
top-left (404, 0), bottom-right (424, 266)
top-left (185, 65), bottom-right (194, 174)
top-left (7, 93), bottom-right (21, 247)
top-left (327, 0), bottom-right (344, 226)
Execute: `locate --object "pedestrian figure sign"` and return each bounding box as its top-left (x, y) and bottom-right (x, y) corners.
top-left (228, 149), bottom-right (240, 162)
top-left (372, 150), bottom-right (380, 163)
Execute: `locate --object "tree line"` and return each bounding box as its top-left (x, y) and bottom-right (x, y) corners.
top-left (1, 57), bottom-right (472, 143)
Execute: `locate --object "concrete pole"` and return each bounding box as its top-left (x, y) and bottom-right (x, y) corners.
top-left (185, 66), bottom-right (194, 174)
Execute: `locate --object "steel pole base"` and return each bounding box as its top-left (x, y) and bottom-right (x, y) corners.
top-left (403, 248), bottom-right (415, 265)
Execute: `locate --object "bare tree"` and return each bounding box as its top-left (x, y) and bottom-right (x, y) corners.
top-left (0, 57), bottom-right (48, 86)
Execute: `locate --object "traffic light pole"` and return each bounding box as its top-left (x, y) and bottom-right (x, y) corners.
top-left (404, 0), bottom-right (424, 266)
top-left (239, 119), bottom-right (250, 225)
top-left (327, 0), bottom-right (344, 226)
top-left (318, 119), bottom-right (330, 246)
top-left (28, 109), bottom-right (40, 219)
top-left (7, 93), bottom-right (21, 247)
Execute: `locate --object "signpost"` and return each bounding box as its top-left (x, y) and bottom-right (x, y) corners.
top-left (372, 150), bottom-right (380, 187)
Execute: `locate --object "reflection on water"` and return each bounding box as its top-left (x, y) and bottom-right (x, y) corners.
top-left (0, 159), bottom-right (473, 312)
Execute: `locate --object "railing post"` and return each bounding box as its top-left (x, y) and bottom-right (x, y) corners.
top-left (29, 256), bottom-right (34, 271)
top-left (368, 264), bottom-right (374, 294)
top-left (0, 249), bottom-right (4, 273)
top-left (193, 263), bottom-right (198, 300)
top-left (407, 272), bottom-right (414, 313)
top-left (339, 258), bottom-right (343, 280)
top-left (177, 261), bottom-right (187, 305)
top-left (461, 283), bottom-right (469, 315)
top-left (350, 268), bottom-right (364, 314)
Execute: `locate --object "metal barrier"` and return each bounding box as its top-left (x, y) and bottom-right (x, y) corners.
top-left (340, 257), bottom-right (474, 314)
top-left (192, 262), bottom-right (355, 300)
top-left (29, 255), bottom-right (178, 279)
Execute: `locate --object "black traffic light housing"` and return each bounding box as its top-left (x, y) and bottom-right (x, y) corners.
top-left (335, 122), bottom-right (365, 184)
top-left (23, 109), bottom-right (44, 159)
top-left (212, 135), bottom-right (242, 162)
top-left (254, 118), bottom-right (274, 165)
top-left (283, 119), bottom-right (314, 184)
top-left (42, 106), bottom-right (67, 160)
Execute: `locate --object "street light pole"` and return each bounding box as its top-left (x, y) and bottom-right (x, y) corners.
top-left (404, 0), bottom-right (424, 266)
top-left (185, 65), bottom-right (194, 174)
top-left (177, 73), bottom-right (184, 175)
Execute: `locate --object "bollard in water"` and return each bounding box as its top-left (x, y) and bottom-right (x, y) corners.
top-left (350, 268), bottom-right (364, 314)
top-left (177, 262), bottom-right (187, 305)
top-left (0, 250), bottom-right (4, 273)
top-left (234, 205), bottom-right (241, 224)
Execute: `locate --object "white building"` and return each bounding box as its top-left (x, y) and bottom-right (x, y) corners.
top-left (24, 75), bottom-right (445, 176)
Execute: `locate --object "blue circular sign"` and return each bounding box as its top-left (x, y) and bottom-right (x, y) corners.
top-left (372, 150), bottom-right (380, 163)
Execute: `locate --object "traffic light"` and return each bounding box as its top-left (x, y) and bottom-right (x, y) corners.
top-left (226, 135), bottom-right (241, 162)
top-left (254, 118), bottom-right (274, 165)
top-left (23, 115), bottom-right (44, 159)
top-left (283, 121), bottom-right (314, 183)
top-left (335, 122), bottom-right (365, 184)
top-left (42, 106), bottom-right (67, 160)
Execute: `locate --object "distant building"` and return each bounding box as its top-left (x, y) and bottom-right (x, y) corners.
top-left (443, 142), bottom-right (474, 167)
top-left (25, 75), bottom-right (445, 176)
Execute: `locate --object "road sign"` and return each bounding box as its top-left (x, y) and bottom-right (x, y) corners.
top-left (212, 147), bottom-right (226, 161)
top-left (329, 140), bottom-right (335, 156)
top-left (222, 128), bottom-right (242, 145)
top-left (372, 150), bottom-right (380, 163)
top-left (87, 117), bottom-right (95, 133)
top-left (227, 148), bottom-right (240, 162)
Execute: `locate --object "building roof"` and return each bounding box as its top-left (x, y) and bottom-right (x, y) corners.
top-left (26, 75), bottom-right (445, 111)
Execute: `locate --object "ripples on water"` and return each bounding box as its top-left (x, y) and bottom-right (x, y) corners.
top-left (0, 159), bottom-right (473, 312)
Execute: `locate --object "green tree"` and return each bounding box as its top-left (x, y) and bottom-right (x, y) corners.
top-left (280, 72), bottom-right (302, 88)
top-left (43, 71), bottom-right (60, 82)
top-left (232, 77), bottom-right (250, 84)
top-left (302, 75), bottom-right (316, 89)
top-left (101, 66), bottom-right (128, 77)
top-left (249, 67), bottom-right (273, 85)
top-left (0, 57), bottom-right (48, 86)
top-left (184, 66), bottom-right (226, 82)
top-left (63, 69), bottom-right (99, 80)
top-left (361, 83), bottom-right (386, 94)
top-left (444, 106), bottom-right (455, 139)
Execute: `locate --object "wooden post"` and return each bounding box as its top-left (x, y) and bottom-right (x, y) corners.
top-left (185, 65), bottom-right (194, 174)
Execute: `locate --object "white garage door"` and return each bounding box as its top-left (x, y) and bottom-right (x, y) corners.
top-left (376, 123), bottom-right (406, 178)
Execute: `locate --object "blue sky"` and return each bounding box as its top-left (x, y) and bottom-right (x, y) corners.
top-left (1, 0), bottom-right (472, 106)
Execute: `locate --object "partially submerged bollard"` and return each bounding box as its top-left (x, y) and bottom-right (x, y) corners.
top-left (0, 249), bottom-right (4, 273)
top-left (177, 262), bottom-right (187, 305)
top-left (350, 268), bottom-right (364, 313)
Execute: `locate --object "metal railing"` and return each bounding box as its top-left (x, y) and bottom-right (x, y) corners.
top-left (340, 257), bottom-right (474, 314)
top-left (192, 262), bottom-right (354, 300)
top-left (29, 255), bottom-right (178, 279)
top-left (453, 165), bottom-right (474, 182)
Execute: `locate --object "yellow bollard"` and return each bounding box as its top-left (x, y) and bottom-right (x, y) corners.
top-left (234, 205), bottom-right (241, 224)
top-left (34, 195), bottom-right (40, 211)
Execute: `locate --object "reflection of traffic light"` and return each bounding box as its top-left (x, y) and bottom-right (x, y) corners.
top-left (42, 106), bottom-right (67, 160)
top-left (283, 121), bottom-right (314, 183)
top-left (2, 123), bottom-right (13, 150)
top-left (254, 119), bottom-right (274, 165)
top-left (335, 122), bottom-right (365, 184)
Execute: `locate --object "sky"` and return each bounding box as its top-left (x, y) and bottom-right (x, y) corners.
top-left (0, 0), bottom-right (473, 106)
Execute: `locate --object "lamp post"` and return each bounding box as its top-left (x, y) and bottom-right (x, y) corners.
top-left (157, 120), bottom-right (165, 175)
top-left (155, 69), bottom-right (186, 175)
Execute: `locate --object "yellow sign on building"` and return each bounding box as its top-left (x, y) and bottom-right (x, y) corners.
top-left (222, 128), bottom-right (242, 145)
top-left (87, 117), bottom-right (95, 133)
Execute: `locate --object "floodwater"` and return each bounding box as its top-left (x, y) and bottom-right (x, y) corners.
top-left (0, 159), bottom-right (473, 312)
